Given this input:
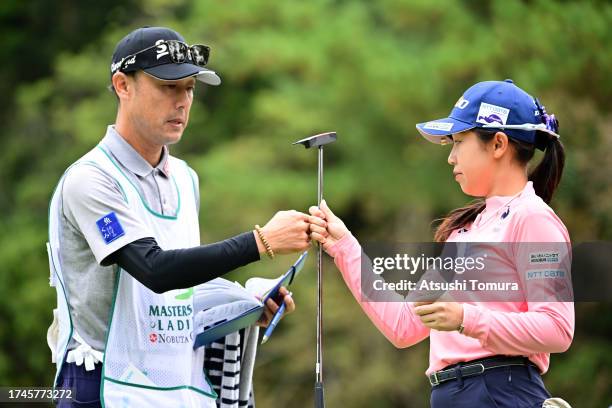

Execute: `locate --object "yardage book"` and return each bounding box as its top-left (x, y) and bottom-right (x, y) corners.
top-left (193, 251), bottom-right (308, 349)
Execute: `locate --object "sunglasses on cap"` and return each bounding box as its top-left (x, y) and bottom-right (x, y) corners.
top-left (113, 40), bottom-right (211, 74)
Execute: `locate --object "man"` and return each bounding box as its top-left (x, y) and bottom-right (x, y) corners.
top-left (47, 26), bottom-right (310, 407)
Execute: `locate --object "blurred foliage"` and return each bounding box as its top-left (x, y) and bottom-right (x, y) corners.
top-left (0, 0), bottom-right (611, 407)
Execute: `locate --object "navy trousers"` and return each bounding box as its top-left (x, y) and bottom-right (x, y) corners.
top-left (55, 360), bottom-right (102, 408)
top-left (430, 364), bottom-right (551, 408)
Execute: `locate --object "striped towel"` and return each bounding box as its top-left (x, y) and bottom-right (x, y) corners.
top-left (204, 326), bottom-right (259, 407)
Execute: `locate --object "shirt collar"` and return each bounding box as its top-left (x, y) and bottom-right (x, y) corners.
top-left (484, 181), bottom-right (534, 213)
top-left (101, 125), bottom-right (170, 178)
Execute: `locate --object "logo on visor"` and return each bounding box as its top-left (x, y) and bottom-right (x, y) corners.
top-left (476, 102), bottom-right (510, 126)
top-left (423, 122), bottom-right (454, 132)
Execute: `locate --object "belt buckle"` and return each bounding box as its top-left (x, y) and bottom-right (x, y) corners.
top-left (429, 372), bottom-right (440, 386)
top-left (463, 363), bottom-right (485, 376)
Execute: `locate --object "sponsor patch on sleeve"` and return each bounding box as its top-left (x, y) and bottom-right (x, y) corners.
top-left (96, 212), bottom-right (125, 244)
top-left (529, 252), bottom-right (560, 264)
top-left (526, 269), bottom-right (566, 280)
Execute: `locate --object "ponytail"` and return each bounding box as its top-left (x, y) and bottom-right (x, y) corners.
top-left (528, 137), bottom-right (565, 204)
top-left (433, 129), bottom-right (565, 242)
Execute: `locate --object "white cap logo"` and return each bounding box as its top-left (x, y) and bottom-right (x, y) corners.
top-left (476, 102), bottom-right (510, 125)
top-left (454, 96), bottom-right (469, 109)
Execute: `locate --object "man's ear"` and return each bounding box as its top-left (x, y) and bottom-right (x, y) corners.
top-left (492, 131), bottom-right (509, 159)
top-left (112, 72), bottom-right (134, 101)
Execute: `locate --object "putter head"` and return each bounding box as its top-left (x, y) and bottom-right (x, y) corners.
top-left (293, 132), bottom-right (337, 149)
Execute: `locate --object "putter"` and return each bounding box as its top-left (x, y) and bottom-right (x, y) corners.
top-left (293, 131), bottom-right (338, 408)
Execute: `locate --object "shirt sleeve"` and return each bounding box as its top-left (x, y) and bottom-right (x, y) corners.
top-left (105, 234), bottom-right (260, 293)
top-left (461, 210), bottom-right (575, 355)
top-left (328, 234), bottom-right (430, 348)
top-left (62, 163), bottom-right (153, 264)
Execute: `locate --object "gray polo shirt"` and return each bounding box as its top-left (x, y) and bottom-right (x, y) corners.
top-left (58, 125), bottom-right (199, 351)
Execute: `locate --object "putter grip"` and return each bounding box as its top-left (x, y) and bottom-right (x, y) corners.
top-left (315, 382), bottom-right (325, 408)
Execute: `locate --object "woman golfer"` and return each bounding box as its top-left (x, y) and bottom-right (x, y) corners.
top-left (308, 79), bottom-right (574, 407)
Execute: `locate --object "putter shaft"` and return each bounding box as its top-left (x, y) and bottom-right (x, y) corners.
top-left (316, 146), bottom-right (324, 383)
top-left (293, 131), bottom-right (337, 408)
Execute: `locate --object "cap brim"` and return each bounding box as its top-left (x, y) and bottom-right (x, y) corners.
top-left (416, 117), bottom-right (474, 144)
top-left (144, 63), bottom-right (221, 86)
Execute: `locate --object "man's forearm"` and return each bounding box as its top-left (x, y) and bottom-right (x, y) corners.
top-left (103, 233), bottom-right (260, 293)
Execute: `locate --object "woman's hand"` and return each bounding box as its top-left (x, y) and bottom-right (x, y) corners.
top-left (257, 286), bottom-right (295, 328)
top-left (308, 200), bottom-right (349, 252)
top-left (413, 301), bottom-right (464, 332)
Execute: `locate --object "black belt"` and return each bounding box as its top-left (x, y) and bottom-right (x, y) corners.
top-left (429, 356), bottom-right (534, 387)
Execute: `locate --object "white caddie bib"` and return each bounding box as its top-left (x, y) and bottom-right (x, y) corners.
top-left (48, 145), bottom-right (216, 408)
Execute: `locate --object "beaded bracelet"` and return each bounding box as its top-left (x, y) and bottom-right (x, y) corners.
top-left (255, 224), bottom-right (275, 259)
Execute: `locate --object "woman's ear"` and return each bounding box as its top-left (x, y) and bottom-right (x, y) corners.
top-left (492, 131), bottom-right (509, 159)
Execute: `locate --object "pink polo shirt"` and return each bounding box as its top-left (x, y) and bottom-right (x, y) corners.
top-left (328, 181), bottom-right (574, 375)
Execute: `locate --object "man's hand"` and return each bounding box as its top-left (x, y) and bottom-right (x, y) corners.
top-left (308, 200), bottom-right (349, 252)
top-left (413, 301), bottom-right (464, 332)
top-left (257, 287), bottom-right (295, 327)
top-left (254, 210), bottom-right (311, 255)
